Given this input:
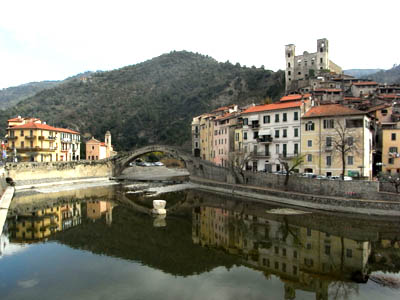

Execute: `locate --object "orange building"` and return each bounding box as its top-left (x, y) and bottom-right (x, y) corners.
top-left (86, 131), bottom-right (116, 160)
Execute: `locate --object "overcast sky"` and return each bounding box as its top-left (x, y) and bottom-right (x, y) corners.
top-left (0, 0), bottom-right (399, 89)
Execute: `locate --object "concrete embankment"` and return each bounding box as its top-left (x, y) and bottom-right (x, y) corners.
top-left (190, 176), bottom-right (400, 216)
top-left (0, 186), bottom-right (15, 234)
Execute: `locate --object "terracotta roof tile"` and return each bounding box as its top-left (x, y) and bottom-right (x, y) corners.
top-left (314, 89), bottom-right (342, 93)
top-left (303, 104), bottom-right (365, 118)
top-left (9, 122), bottom-right (80, 134)
top-left (353, 81), bottom-right (378, 86)
top-left (280, 93), bottom-right (311, 102)
top-left (242, 101), bottom-right (302, 114)
top-left (344, 97), bottom-right (361, 101)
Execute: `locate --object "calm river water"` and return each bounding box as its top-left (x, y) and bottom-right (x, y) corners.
top-left (1, 185), bottom-right (400, 300)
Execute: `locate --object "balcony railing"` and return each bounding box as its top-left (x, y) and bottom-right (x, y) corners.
top-left (257, 136), bottom-right (273, 143)
top-left (252, 151), bottom-right (271, 158)
top-left (25, 135), bottom-right (36, 140)
top-left (39, 136), bottom-right (57, 141)
top-left (7, 136), bottom-right (18, 140)
top-left (278, 153), bottom-right (298, 160)
top-left (251, 123), bottom-right (260, 129)
top-left (17, 146), bottom-right (57, 152)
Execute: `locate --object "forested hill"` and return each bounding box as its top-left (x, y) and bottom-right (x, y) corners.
top-left (0, 51), bottom-right (285, 150)
top-left (367, 65), bottom-right (400, 84)
top-left (0, 72), bottom-right (94, 110)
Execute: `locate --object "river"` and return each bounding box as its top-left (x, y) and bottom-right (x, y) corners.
top-left (1, 184), bottom-right (400, 300)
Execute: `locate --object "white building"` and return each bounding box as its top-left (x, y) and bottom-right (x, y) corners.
top-left (241, 95), bottom-right (312, 172)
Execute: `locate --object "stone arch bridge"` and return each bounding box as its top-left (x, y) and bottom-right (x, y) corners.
top-left (5, 144), bottom-right (227, 184)
top-left (110, 145), bottom-right (195, 177)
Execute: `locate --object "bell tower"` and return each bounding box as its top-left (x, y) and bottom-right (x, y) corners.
top-left (285, 44), bottom-right (295, 92)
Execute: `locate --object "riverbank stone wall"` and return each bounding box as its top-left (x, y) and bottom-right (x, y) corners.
top-left (5, 160), bottom-right (113, 185)
top-left (191, 160), bottom-right (400, 202)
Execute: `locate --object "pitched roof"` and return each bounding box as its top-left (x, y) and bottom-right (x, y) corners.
top-left (314, 88), bottom-right (342, 93)
top-left (344, 97), bottom-right (361, 101)
top-left (9, 122), bottom-right (80, 134)
top-left (303, 104), bottom-right (365, 118)
top-left (280, 93), bottom-right (311, 102)
top-left (367, 104), bottom-right (391, 113)
top-left (8, 122), bottom-right (59, 131)
top-left (353, 81), bottom-right (378, 86)
top-left (242, 101), bottom-right (302, 114)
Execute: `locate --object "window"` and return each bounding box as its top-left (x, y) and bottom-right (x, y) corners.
top-left (283, 129), bottom-right (287, 138)
top-left (326, 156), bottom-right (331, 166)
top-left (307, 228), bottom-right (312, 236)
top-left (307, 140), bottom-right (312, 147)
top-left (293, 266), bottom-right (298, 275)
top-left (305, 121), bottom-right (315, 131)
top-left (307, 154), bottom-right (312, 162)
top-left (389, 147), bottom-right (398, 153)
top-left (293, 250), bottom-right (297, 258)
top-left (348, 156), bottom-right (354, 165)
top-left (294, 128), bottom-right (299, 137)
top-left (307, 243), bottom-right (312, 250)
top-left (346, 249), bottom-right (352, 258)
top-left (389, 157), bottom-right (394, 164)
top-left (21, 141), bottom-right (24, 148)
top-left (346, 119), bottom-right (363, 128)
top-left (347, 137), bottom-right (353, 146)
top-left (274, 246), bottom-right (279, 254)
top-left (294, 143), bottom-right (299, 154)
top-left (275, 130), bottom-right (280, 138)
top-left (282, 248), bottom-right (286, 257)
top-left (325, 245), bottom-right (331, 255)
top-left (263, 115), bottom-right (270, 123)
top-left (283, 113), bottom-right (287, 122)
top-left (20, 130), bottom-right (24, 137)
top-left (382, 109), bottom-right (388, 115)
top-left (294, 111), bottom-right (299, 121)
top-left (275, 114), bottom-right (279, 123)
top-left (392, 133), bottom-right (397, 141)
top-left (275, 262), bottom-right (279, 269)
top-left (243, 118), bottom-right (248, 125)
top-left (323, 119), bottom-right (334, 129)
top-left (288, 71), bottom-right (291, 75)
top-left (253, 131), bottom-right (259, 139)
top-left (282, 263), bottom-right (286, 272)
top-left (276, 144), bottom-right (280, 154)
top-left (326, 137), bottom-right (332, 147)
top-left (244, 132), bottom-right (247, 140)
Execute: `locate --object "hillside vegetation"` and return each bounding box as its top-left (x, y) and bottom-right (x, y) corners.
top-left (343, 69), bottom-right (383, 78)
top-left (0, 51), bottom-right (285, 150)
top-left (367, 65), bottom-right (400, 84)
top-left (0, 72), bottom-right (94, 110)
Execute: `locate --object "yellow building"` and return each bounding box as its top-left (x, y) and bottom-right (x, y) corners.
top-left (382, 128), bottom-right (400, 174)
top-left (6, 116), bottom-right (80, 162)
top-left (7, 203), bottom-right (81, 243)
top-left (301, 104), bottom-right (373, 178)
top-left (199, 114), bottom-right (215, 161)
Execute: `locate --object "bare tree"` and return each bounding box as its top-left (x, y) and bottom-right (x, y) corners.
top-left (321, 120), bottom-right (361, 180)
top-left (278, 155), bottom-right (305, 186)
top-left (228, 151), bottom-right (253, 184)
top-left (378, 172), bottom-right (400, 193)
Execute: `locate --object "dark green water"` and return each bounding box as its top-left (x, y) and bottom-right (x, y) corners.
top-left (1, 186), bottom-right (400, 300)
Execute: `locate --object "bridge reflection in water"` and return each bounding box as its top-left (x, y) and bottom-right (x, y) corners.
top-left (2, 187), bottom-right (400, 300)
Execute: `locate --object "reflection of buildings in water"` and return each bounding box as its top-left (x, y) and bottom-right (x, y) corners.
top-left (7, 203), bottom-right (81, 243)
top-left (0, 232), bottom-right (9, 256)
top-left (192, 206), bottom-right (371, 300)
top-left (86, 201), bottom-right (113, 225)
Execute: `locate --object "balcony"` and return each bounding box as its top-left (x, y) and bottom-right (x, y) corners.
top-left (18, 146), bottom-right (57, 152)
top-left (252, 151), bottom-right (271, 158)
top-left (325, 146), bottom-right (333, 152)
top-left (39, 136), bottom-right (57, 141)
top-left (257, 136), bottom-right (273, 143)
top-left (25, 135), bottom-right (36, 140)
top-left (278, 153), bottom-right (298, 160)
top-left (251, 123), bottom-right (260, 129)
top-left (7, 136), bottom-right (18, 140)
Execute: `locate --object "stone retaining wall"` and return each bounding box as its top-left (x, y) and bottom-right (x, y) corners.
top-left (191, 160), bottom-right (400, 202)
top-left (5, 160), bottom-right (112, 184)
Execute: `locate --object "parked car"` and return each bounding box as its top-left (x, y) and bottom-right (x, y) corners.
top-left (343, 176), bottom-right (353, 181)
top-left (153, 161), bottom-right (164, 166)
top-left (316, 175), bottom-right (327, 180)
top-left (329, 176), bottom-right (340, 180)
top-left (301, 173), bottom-right (317, 179)
top-left (143, 162), bottom-right (152, 167)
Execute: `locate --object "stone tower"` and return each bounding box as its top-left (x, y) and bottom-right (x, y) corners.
top-left (105, 131), bottom-right (111, 147)
top-left (285, 44), bottom-right (295, 91)
top-left (316, 38), bottom-right (329, 71)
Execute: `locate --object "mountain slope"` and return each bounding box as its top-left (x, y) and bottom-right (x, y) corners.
top-left (343, 69), bottom-right (383, 78)
top-left (367, 65), bottom-right (400, 84)
top-left (0, 71), bottom-right (95, 110)
top-left (0, 51), bottom-right (285, 150)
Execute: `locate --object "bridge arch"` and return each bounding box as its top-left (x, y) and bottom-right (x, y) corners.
top-left (111, 145), bottom-right (194, 177)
